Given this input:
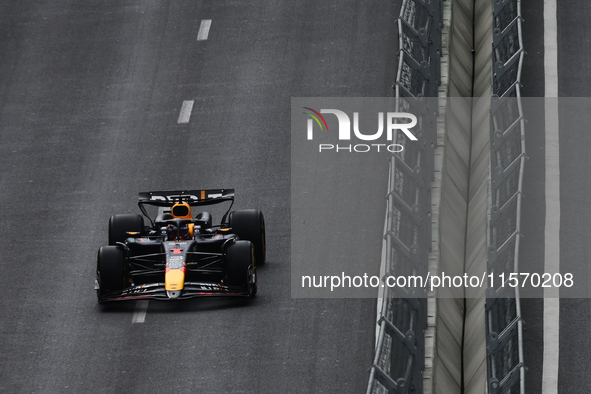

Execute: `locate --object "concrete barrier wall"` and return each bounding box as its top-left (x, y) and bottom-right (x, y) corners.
top-left (426, 0), bottom-right (472, 391)
top-left (427, 0), bottom-right (492, 392)
top-left (464, 0), bottom-right (492, 391)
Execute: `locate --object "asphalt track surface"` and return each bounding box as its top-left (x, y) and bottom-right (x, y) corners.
top-left (0, 1), bottom-right (400, 393)
top-left (554, 2), bottom-right (591, 392)
top-left (518, 2), bottom-right (545, 392)
top-left (520, 0), bottom-right (591, 392)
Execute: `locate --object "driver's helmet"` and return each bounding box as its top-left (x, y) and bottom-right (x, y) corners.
top-left (167, 224), bottom-right (191, 240)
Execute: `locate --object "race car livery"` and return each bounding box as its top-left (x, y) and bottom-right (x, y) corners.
top-left (95, 189), bottom-right (265, 303)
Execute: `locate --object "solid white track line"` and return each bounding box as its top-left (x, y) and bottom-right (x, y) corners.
top-left (543, 0), bottom-right (560, 392)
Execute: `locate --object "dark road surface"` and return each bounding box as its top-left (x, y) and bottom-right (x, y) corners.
top-left (520, 0), bottom-right (591, 392)
top-left (0, 1), bottom-right (400, 393)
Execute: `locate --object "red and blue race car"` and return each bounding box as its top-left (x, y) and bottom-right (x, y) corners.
top-left (95, 189), bottom-right (265, 303)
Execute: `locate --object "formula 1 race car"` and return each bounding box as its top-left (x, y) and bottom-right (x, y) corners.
top-left (95, 189), bottom-right (265, 303)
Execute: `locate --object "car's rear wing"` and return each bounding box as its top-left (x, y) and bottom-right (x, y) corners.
top-left (138, 189), bottom-right (234, 207)
top-left (138, 189), bottom-right (235, 225)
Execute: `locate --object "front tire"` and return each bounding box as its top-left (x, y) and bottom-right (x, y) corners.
top-left (108, 214), bottom-right (144, 245)
top-left (96, 245), bottom-right (126, 302)
top-left (226, 240), bottom-right (256, 296)
top-left (228, 209), bottom-right (266, 265)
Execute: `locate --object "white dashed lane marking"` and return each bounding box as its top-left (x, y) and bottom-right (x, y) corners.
top-left (197, 20), bottom-right (212, 41)
top-left (132, 300), bottom-right (149, 324)
top-left (177, 100), bottom-right (194, 124)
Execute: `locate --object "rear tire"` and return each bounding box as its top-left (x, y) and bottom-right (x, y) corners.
top-left (97, 245), bottom-right (126, 302)
top-left (228, 209), bottom-right (266, 265)
top-left (226, 240), bottom-right (256, 296)
top-left (108, 214), bottom-right (144, 245)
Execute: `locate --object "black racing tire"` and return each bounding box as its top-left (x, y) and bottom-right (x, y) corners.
top-left (97, 245), bottom-right (126, 301)
top-left (228, 209), bottom-right (266, 265)
top-left (108, 214), bottom-right (144, 245)
top-left (226, 240), bottom-right (256, 296)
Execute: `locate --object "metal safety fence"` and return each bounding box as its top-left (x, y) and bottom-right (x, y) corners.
top-left (367, 0), bottom-right (441, 392)
top-left (487, 0), bottom-right (526, 392)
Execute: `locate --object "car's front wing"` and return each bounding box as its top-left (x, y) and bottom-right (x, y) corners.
top-left (96, 281), bottom-right (252, 303)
